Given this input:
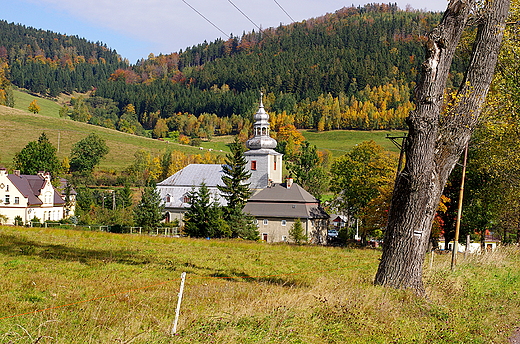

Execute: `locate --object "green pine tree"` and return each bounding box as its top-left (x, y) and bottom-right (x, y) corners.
top-left (217, 136), bottom-right (258, 239)
top-left (184, 182), bottom-right (230, 238)
top-left (289, 218), bottom-right (307, 244)
top-left (133, 186), bottom-right (164, 231)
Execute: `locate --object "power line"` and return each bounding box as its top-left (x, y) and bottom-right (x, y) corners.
top-left (227, 0), bottom-right (262, 32)
top-left (272, 0), bottom-right (295, 22)
top-left (181, 0), bottom-right (228, 37)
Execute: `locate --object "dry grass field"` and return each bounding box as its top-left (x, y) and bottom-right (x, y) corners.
top-left (1, 226), bottom-right (520, 343)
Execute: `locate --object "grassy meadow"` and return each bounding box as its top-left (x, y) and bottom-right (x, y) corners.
top-left (0, 105), bottom-right (220, 171)
top-left (1, 225), bottom-right (519, 343)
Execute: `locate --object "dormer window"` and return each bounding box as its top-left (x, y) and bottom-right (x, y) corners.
top-left (183, 194), bottom-right (191, 203)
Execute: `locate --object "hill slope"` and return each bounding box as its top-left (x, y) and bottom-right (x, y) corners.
top-left (0, 105), bottom-right (217, 171)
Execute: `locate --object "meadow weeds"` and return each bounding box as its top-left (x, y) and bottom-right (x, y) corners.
top-left (1, 226), bottom-right (520, 343)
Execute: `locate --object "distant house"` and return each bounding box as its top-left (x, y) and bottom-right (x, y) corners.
top-left (330, 214), bottom-right (348, 229)
top-left (157, 164), bottom-right (227, 224)
top-left (0, 168), bottom-right (72, 224)
top-left (243, 178), bottom-right (329, 244)
top-left (439, 234), bottom-right (501, 253)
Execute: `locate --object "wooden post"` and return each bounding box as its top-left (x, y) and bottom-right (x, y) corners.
top-left (451, 144), bottom-right (468, 271)
top-left (171, 272), bottom-right (187, 336)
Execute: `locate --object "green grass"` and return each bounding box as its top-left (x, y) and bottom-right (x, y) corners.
top-left (302, 129), bottom-right (406, 157)
top-left (12, 88), bottom-right (63, 118)
top-left (0, 105), bottom-right (223, 171)
top-left (1, 225), bottom-right (519, 343)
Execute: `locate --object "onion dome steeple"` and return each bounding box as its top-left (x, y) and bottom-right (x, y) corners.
top-left (246, 93), bottom-right (277, 150)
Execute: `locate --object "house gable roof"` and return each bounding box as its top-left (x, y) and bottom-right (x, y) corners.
top-left (7, 173), bottom-right (65, 206)
top-left (248, 182), bottom-right (317, 203)
top-left (244, 182), bottom-right (328, 219)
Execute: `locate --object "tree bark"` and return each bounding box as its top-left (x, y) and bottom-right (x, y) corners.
top-left (374, 0), bottom-right (510, 295)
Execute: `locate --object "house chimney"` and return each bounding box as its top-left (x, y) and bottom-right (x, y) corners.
top-left (14, 170), bottom-right (20, 176)
top-left (286, 178), bottom-right (293, 189)
top-left (0, 168), bottom-right (6, 176)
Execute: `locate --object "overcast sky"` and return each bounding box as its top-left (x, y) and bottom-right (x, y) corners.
top-left (2, 0), bottom-right (448, 64)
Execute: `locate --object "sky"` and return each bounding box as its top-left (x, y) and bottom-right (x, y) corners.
top-left (2, 0), bottom-right (448, 64)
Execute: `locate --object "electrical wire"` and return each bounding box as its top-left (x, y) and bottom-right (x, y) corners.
top-left (272, 0), bottom-right (295, 22)
top-left (181, 0), bottom-right (229, 37)
top-left (227, 0), bottom-right (263, 32)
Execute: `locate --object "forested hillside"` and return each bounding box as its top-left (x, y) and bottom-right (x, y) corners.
top-left (0, 19), bottom-right (127, 97)
top-left (1, 4), bottom-right (457, 137)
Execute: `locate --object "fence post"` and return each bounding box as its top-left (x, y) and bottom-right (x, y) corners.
top-left (171, 272), bottom-right (187, 336)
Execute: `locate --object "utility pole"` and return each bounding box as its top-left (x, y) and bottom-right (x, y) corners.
top-left (451, 144), bottom-right (468, 271)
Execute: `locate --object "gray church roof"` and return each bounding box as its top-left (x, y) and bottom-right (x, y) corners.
top-left (157, 164), bottom-right (225, 187)
top-left (157, 164), bottom-right (227, 209)
top-left (244, 182), bottom-right (329, 219)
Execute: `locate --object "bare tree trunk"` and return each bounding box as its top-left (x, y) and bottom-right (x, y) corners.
top-left (374, 0), bottom-right (510, 295)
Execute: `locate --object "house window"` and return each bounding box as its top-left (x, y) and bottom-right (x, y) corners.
top-left (166, 195), bottom-right (171, 203)
top-left (281, 220), bottom-right (287, 226)
top-left (183, 195), bottom-right (190, 203)
top-left (6, 185), bottom-right (8, 191)
top-left (251, 161), bottom-right (257, 170)
top-left (282, 236), bottom-right (287, 242)
top-left (274, 159), bottom-right (277, 171)
top-left (4, 195), bottom-right (9, 204)
top-left (14, 197), bottom-right (19, 204)
top-left (253, 219), bottom-right (258, 225)
top-left (263, 219), bottom-right (268, 225)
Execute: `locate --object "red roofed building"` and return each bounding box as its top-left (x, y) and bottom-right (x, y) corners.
top-left (0, 168), bottom-right (72, 225)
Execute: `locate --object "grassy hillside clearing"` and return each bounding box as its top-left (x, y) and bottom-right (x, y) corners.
top-left (12, 89), bottom-right (63, 118)
top-left (0, 226), bottom-right (519, 343)
top-left (0, 105), bottom-right (222, 171)
top-left (302, 129), bottom-right (404, 157)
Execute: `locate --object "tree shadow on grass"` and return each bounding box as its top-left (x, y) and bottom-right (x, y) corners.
top-left (0, 233), bottom-right (150, 265)
top-left (210, 269), bottom-right (308, 288)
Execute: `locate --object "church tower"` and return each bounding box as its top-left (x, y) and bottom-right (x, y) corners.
top-left (244, 93), bottom-right (283, 190)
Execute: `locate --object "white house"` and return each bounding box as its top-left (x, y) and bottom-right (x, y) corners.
top-left (0, 169), bottom-right (69, 225)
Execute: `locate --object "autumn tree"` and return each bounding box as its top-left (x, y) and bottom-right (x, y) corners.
top-left (374, 0), bottom-right (510, 294)
top-left (28, 99), bottom-right (40, 114)
top-left (0, 61), bottom-right (14, 107)
top-left (330, 140), bottom-right (397, 244)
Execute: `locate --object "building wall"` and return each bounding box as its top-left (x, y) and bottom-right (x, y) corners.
top-left (255, 217), bottom-right (327, 243)
top-left (269, 154), bottom-right (283, 184)
top-left (245, 153), bottom-right (271, 189)
top-left (0, 171), bottom-right (65, 225)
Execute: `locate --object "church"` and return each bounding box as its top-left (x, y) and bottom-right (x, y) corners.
top-left (157, 95), bottom-right (329, 243)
